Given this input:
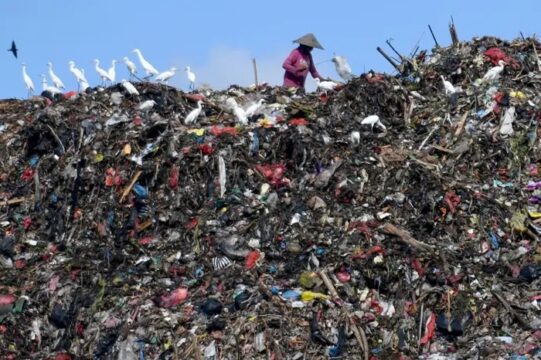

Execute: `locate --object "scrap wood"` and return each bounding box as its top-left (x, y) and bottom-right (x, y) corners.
top-left (379, 223), bottom-right (435, 252)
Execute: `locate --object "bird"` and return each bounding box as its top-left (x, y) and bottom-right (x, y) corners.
top-left (244, 99), bottom-right (265, 118)
top-left (93, 59), bottom-right (112, 85)
top-left (41, 74), bottom-right (62, 95)
top-left (68, 61), bottom-right (88, 90)
top-left (314, 78), bottom-right (339, 93)
top-left (8, 41), bottom-right (18, 58)
top-left (47, 62), bottom-right (65, 89)
top-left (226, 98), bottom-right (247, 125)
top-left (482, 60), bottom-right (505, 83)
top-left (138, 99), bottom-right (156, 111)
top-left (123, 57), bottom-right (137, 78)
top-left (185, 66), bottom-right (196, 90)
top-left (21, 63), bottom-right (34, 98)
top-left (79, 70), bottom-right (90, 92)
top-left (184, 100), bottom-right (203, 124)
top-left (132, 49), bottom-right (159, 78)
top-left (121, 79), bottom-right (139, 96)
top-left (155, 67), bottom-right (177, 84)
top-left (107, 60), bottom-right (117, 84)
top-left (332, 55), bottom-right (353, 81)
top-left (440, 75), bottom-right (457, 95)
top-left (360, 115), bottom-right (386, 132)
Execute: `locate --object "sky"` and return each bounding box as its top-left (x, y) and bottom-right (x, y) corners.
top-left (0, 0), bottom-right (540, 99)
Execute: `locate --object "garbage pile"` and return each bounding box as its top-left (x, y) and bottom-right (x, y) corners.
top-left (1, 36), bottom-right (541, 359)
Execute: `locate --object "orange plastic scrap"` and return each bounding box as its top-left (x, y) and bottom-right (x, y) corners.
top-left (210, 125), bottom-right (239, 137)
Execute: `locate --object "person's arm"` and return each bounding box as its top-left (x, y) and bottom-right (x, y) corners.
top-left (309, 54), bottom-right (322, 79)
top-left (282, 50), bottom-right (300, 73)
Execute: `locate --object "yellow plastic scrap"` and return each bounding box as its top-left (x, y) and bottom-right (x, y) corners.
top-left (258, 118), bottom-right (273, 128)
top-left (94, 153), bottom-right (104, 163)
top-left (163, 339), bottom-right (172, 350)
top-left (301, 291), bottom-right (329, 302)
top-left (528, 210), bottom-right (541, 219)
top-left (510, 211), bottom-right (527, 233)
top-left (187, 128), bottom-right (206, 136)
top-left (122, 143), bottom-right (132, 156)
top-left (510, 91), bottom-right (527, 101)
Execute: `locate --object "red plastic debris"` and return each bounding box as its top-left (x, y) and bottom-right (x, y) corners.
top-left (0, 294), bottom-right (16, 306)
top-left (15, 259), bottom-right (26, 269)
top-left (410, 258), bottom-right (425, 278)
top-left (484, 47), bottom-right (520, 69)
top-left (444, 191), bottom-right (461, 213)
top-left (245, 250), bottom-right (261, 269)
top-left (420, 312), bottom-right (436, 345)
top-left (21, 167), bottom-right (34, 182)
top-left (255, 163), bottom-right (288, 187)
top-left (159, 288), bottom-right (188, 308)
top-left (289, 118), bottom-right (309, 126)
top-left (0, 325), bottom-right (7, 334)
top-left (185, 217), bottom-right (198, 230)
top-left (23, 216), bottom-right (32, 230)
top-left (132, 116), bottom-right (143, 126)
top-left (210, 125), bottom-right (238, 137)
top-left (184, 93), bottom-right (205, 102)
top-left (75, 323), bottom-right (85, 337)
top-left (105, 168), bottom-right (123, 187)
top-left (63, 91), bottom-right (78, 99)
top-left (138, 236), bottom-right (154, 245)
top-left (199, 143), bottom-right (214, 155)
top-left (168, 166), bottom-right (179, 189)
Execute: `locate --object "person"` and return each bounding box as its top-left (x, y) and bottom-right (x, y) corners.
top-left (282, 33), bottom-right (325, 90)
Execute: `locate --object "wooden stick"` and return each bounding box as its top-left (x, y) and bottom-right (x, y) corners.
top-left (453, 112), bottom-right (468, 137)
top-left (379, 223), bottom-right (434, 252)
top-left (252, 58), bottom-right (259, 89)
top-left (532, 41), bottom-right (541, 72)
top-left (491, 290), bottom-right (532, 330)
top-left (0, 196), bottom-right (33, 207)
top-left (120, 170), bottom-right (142, 203)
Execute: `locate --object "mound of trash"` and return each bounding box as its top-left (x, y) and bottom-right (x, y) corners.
top-left (1, 35), bottom-right (541, 360)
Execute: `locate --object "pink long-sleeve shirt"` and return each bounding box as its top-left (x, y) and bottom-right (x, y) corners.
top-left (282, 47), bottom-right (321, 89)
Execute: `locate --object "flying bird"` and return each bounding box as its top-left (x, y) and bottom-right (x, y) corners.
top-left (361, 115), bottom-right (386, 132)
top-left (184, 100), bottom-right (203, 124)
top-left (121, 79), bottom-right (139, 95)
top-left (47, 62), bottom-right (65, 89)
top-left (41, 74), bottom-right (62, 95)
top-left (185, 66), bottom-right (196, 90)
top-left (8, 41), bottom-right (18, 58)
top-left (132, 49), bottom-right (159, 78)
top-left (332, 55), bottom-right (353, 81)
top-left (482, 60), bottom-right (505, 83)
top-left (108, 60), bottom-right (117, 83)
top-left (314, 78), bottom-right (339, 93)
top-left (93, 59), bottom-right (112, 85)
top-left (155, 67), bottom-right (177, 84)
top-left (123, 57), bottom-right (137, 78)
top-left (21, 63), bottom-right (34, 97)
top-left (244, 99), bottom-right (265, 118)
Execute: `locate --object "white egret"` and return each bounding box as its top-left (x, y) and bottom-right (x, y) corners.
top-left (350, 131), bottom-right (360, 145)
top-left (21, 63), bottom-right (34, 98)
top-left (185, 66), bottom-right (196, 90)
top-left (47, 62), bottom-right (65, 89)
top-left (361, 115), bottom-right (386, 132)
top-left (332, 55), bottom-right (353, 81)
top-left (440, 75), bottom-right (457, 95)
top-left (93, 59), bottom-right (112, 85)
top-left (108, 59), bottom-right (117, 84)
top-left (68, 61), bottom-right (88, 90)
top-left (482, 60), bottom-right (505, 83)
top-left (155, 67), bottom-right (177, 84)
top-left (132, 49), bottom-right (159, 78)
top-left (41, 74), bottom-right (62, 95)
top-left (314, 78), bottom-right (339, 93)
top-left (184, 100), bottom-right (203, 124)
top-left (121, 79), bottom-right (139, 96)
top-left (244, 99), bottom-right (265, 118)
top-left (226, 97), bottom-right (247, 125)
top-left (79, 68), bottom-right (90, 92)
top-left (123, 57), bottom-right (137, 78)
